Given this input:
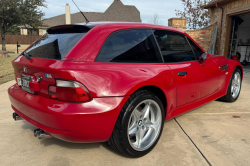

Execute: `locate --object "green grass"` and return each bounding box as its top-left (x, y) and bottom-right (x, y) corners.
top-left (0, 53), bottom-right (18, 84)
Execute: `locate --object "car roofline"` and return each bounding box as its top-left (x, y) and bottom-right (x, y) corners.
top-left (49, 22), bottom-right (185, 34)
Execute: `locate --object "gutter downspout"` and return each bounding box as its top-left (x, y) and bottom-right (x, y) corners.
top-left (217, 3), bottom-right (224, 55)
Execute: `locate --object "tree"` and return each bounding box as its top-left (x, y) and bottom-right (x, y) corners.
top-left (175, 0), bottom-right (211, 29)
top-left (148, 14), bottom-right (162, 25)
top-left (3, 26), bottom-right (20, 35)
top-left (0, 0), bottom-right (47, 51)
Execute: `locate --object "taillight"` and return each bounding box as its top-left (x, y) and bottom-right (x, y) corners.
top-left (48, 80), bottom-right (92, 102)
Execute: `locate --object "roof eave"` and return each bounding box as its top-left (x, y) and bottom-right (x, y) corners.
top-left (202, 0), bottom-right (238, 9)
top-left (202, 3), bottom-right (217, 9)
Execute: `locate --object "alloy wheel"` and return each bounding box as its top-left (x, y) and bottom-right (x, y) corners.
top-left (127, 99), bottom-right (162, 151)
top-left (231, 72), bottom-right (241, 99)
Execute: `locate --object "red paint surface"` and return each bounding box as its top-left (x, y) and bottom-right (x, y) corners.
top-left (8, 22), bottom-right (243, 143)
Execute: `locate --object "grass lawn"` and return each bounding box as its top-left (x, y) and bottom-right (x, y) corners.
top-left (0, 53), bottom-right (18, 84)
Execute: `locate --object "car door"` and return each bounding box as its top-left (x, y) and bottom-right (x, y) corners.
top-left (153, 30), bottom-right (219, 107)
top-left (153, 30), bottom-right (200, 107)
top-left (186, 37), bottom-right (220, 98)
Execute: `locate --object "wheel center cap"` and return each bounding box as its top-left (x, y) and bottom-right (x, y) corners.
top-left (138, 120), bottom-right (142, 126)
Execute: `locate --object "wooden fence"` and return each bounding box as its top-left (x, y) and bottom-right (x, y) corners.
top-left (0, 35), bottom-right (42, 45)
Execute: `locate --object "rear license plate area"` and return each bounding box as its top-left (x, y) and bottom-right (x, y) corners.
top-left (21, 74), bottom-right (34, 94)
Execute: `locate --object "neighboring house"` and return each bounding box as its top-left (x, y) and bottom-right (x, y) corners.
top-left (19, 0), bottom-right (141, 36)
top-left (202, 0), bottom-right (250, 61)
top-left (18, 24), bottom-right (47, 36)
top-left (167, 0), bottom-right (250, 61)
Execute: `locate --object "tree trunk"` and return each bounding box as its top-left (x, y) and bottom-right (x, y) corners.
top-left (1, 36), bottom-right (6, 51)
top-left (1, 32), bottom-right (6, 51)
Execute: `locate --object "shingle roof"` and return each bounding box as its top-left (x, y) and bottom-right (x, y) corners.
top-left (43, 0), bottom-right (141, 27)
top-left (43, 12), bottom-right (104, 27)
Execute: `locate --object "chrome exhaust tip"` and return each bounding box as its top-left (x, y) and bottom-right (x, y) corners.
top-left (13, 112), bottom-right (22, 121)
top-left (34, 129), bottom-right (51, 139)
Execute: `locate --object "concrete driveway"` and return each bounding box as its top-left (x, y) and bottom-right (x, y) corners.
top-left (0, 69), bottom-right (250, 166)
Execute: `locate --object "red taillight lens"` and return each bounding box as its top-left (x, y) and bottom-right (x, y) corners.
top-left (48, 80), bottom-right (92, 102)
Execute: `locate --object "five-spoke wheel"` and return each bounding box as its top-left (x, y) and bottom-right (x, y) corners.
top-left (219, 68), bottom-right (242, 102)
top-left (127, 99), bottom-right (162, 151)
top-left (231, 72), bottom-right (241, 99)
top-left (107, 90), bottom-right (164, 158)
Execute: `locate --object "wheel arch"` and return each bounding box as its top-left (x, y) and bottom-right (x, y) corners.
top-left (133, 85), bottom-right (167, 117)
top-left (236, 65), bottom-right (243, 80)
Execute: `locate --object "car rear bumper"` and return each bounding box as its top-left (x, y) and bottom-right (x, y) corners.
top-left (8, 84), bottom-right (129, 143)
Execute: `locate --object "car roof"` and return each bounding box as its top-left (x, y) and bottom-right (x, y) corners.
top-left (62, 22), bottom-right (196, 62)
top-left (74, 22), bottom-right (185, 34)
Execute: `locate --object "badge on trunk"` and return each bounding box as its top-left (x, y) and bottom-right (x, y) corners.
top-left (46, 74), bottom-right (52, 78)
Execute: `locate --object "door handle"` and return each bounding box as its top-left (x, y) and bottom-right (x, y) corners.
top-left (220, 64), bottom-right (228, 70)
top-left (177, 71), bottom-right (187, 76)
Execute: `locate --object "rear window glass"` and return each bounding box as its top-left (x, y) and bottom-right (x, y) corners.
top-left (95, 29), bottom-right (162, 63)
top-left (25, 33), bottom-right (86, 60)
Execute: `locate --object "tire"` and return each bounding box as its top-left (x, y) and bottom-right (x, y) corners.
top-left (219, 68), bottom-right (242, 102)
top-left (107, 90), bottom-right (165, 158)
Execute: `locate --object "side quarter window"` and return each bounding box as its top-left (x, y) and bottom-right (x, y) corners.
top-left (187, 38), bottom-right (204, 58)
top-left (153, 30), bottom-right (196, 63)
top-left (95, 29), bottom-right (162, 63)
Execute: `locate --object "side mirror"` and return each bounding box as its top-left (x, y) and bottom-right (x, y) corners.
top-left (199, 52), bottom-right (208, 61)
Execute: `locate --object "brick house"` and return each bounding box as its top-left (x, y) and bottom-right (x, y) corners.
top-left (168, 0), bottom-right (250, 63)
top-left (20, 0), bottom-right (141, 36)
top-left (203, 0), bottom-right (250, 62)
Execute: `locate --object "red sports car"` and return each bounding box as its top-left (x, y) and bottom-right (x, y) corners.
top-left (8, 22), bottom-right (243, 158)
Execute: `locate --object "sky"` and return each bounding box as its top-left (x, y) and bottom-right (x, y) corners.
top-left (42, 0), bottom-right (184, 26)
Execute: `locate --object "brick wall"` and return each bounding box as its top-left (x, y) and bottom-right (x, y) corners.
top-left (168, 18), bottom-right (217, 52)
top-left (168, 18), bottom-right (187, 32)
top-left (186, 23), bottom-right (218, 52)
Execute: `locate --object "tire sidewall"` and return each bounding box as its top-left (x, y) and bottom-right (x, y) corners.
top-left (228, 68), bottom-right (242, 102)
top-left (120, 91), bottom-right (165, 158)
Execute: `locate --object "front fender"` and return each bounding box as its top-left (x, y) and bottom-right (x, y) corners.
top-left (211, 55), bottom-right (243, 92)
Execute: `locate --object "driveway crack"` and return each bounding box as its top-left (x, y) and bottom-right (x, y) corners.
top-left (174, 118), bottom-right (212, 166)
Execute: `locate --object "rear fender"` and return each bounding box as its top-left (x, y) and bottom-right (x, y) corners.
top-left (53, 61), bottom-right (177, 115)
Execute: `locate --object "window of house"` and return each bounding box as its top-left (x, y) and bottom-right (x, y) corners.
top-left (43, 29), bottom-right (47, 35)
top-left (153, 30), bottom-right (196, 63)
top-left (95, 29), bottom-right (162, 63)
